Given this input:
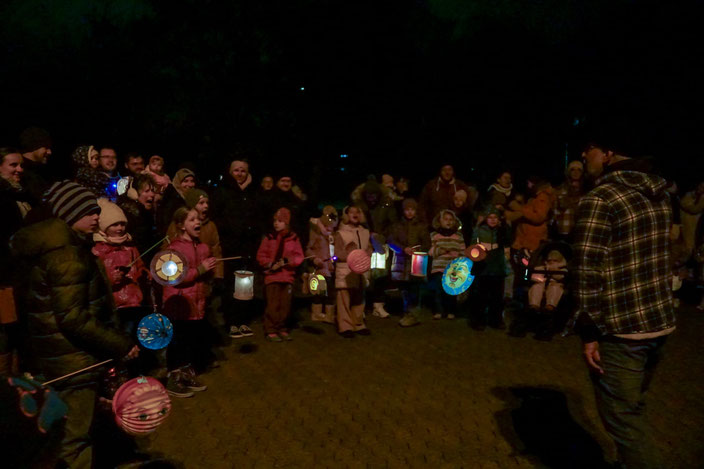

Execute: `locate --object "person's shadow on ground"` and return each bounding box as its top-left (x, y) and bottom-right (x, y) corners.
top-left (492, 386), bottom-right (613, 468)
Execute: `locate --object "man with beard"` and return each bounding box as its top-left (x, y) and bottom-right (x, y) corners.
top-left (572, 138), bottom-right (675, 469)
top-left (19, 127), bottom-right (54, 205)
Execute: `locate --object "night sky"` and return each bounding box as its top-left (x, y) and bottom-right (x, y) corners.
top-left (2, 0), bottom-right (702, 199)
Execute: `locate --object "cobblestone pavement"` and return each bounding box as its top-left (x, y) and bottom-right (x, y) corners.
top-left (146, 306), bottom-right (704, 468)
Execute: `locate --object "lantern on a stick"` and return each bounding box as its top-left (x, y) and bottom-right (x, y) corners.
top-left (347, 249), bottom-right (371, 274)
top-left (137, 313), bottom-right (173, 350)
top-left (442, 257), bottom-right (475, 295)
top-left (465, 244), bottom-right (488, 262)
top-left (233, 270), bottom-right (254, 300)
top-left (150, 250), bottom-right (188, 286)
top-left (308, 274), bottom-right (327, 295)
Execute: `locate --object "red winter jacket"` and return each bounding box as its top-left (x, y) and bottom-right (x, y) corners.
top-left (256, 231), bottom-right (304, 285)
top-left (162, 237), bottom-right (212, 320)
top-left (92, 241), bottom-right (144, 308)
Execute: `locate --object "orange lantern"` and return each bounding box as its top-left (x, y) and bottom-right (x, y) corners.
top-left (465, 244), bottom-right (488, 262)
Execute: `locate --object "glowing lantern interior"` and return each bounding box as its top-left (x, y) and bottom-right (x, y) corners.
top-left (234, 270), bottom-right (254, 300)
top-left (411, 252), bottom-right (428, 277)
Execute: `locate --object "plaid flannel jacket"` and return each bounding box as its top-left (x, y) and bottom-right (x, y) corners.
top-left (571, 169), bottom-right (676, 335)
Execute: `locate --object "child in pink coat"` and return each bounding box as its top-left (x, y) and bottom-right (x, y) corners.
top-left (163, 207), bottom-right (217, 397)
top-left (256, 207), bottom-right (304, 342)
top-left (92, 199), bottom-right (146, 334)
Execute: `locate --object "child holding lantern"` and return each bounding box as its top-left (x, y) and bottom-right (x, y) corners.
top-left (429, 209), bottom-right (466, 319)
top-left (306, 205), bottom-right (339, 323)
top-left (256, 207), bottom-right (305, 342)
top-left (163, 207), bottom-right (217, 397)
top-left (334, 205), bottom-right (373, 338)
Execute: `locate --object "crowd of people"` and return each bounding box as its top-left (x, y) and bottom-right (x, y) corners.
top-left (0, 126), bottom-right (683, 468)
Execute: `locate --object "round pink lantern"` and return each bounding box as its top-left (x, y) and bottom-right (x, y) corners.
top-left (347, 249), bottom-right (371, 274)
top-left (112, 376), bottom-right (172, 436)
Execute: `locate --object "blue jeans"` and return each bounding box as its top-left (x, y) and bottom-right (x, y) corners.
top-left (591, 335), bottom-right (668, 469)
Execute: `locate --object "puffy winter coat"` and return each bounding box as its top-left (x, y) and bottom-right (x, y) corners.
top-left (334, 223), bottom-right (372, 289)
top-left (511, 187), bottom-right (555, 251)
top-left (306, 219), bottom-right (336, 277)
top-left (162, 237), bottom-right (212, 320)
top-left (210, 173), bottom-right (262, 258)
top-left (387, 218), bottom-right (431, 281)
top-left (256, 231), bottom-right (305, 284)
top-left (92, 240), bottom-right (145, 308)
top-left (10, 218), bottom-right (133, 382)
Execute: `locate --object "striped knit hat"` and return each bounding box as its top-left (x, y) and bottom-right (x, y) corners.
top-left (44, 180), bottom-right (101, 227)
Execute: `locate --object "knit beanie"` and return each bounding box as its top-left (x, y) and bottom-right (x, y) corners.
top-left (185, 189), bottom-right (208, 209)
top-left (402, 198), bottom-right (418, 210)
top-left (97, 198), bottom-right (127, 232)
top-left (71, 145), bottom-right (94, 168)
top-left (44, 180), bottom-right (100, 227)
top-left (320, 205), bottom-right (338, 227)
top-left (19, 127), bottom-right (52, 153)
top-left (274, 207), bottom-right (291, 226)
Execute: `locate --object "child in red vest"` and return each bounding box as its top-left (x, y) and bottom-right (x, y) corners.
top-left (256, 207), bottom-right (304, 342)
top-left (163, 207), bottom-right (217, 397)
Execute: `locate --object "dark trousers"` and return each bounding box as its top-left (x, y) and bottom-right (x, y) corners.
top-left (430, 273), bottom-right (456, 315)
top-left (591, 335), bottom-right (668, 469)
top-left (469, 275), bottom-right (505, 327)
top-left (57, 384), bottom-right (98, 469)
top-left (264, 283), bottom-right (292, 334)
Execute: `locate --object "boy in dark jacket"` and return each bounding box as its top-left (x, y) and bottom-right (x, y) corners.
top-left (11, 181), bottom-right (139, 468)
top-left (468, 206), bottom-right (511, 330)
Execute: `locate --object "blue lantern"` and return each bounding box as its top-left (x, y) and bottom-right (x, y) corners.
top-left (442, 257), bottom-right (475, 296)
top-left (137, 313), bottom-right (174, 350)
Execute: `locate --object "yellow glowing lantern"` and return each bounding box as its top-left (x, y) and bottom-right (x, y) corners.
top-left (308, 274), bottom-right (327, 295)
top-left (233, 270), bottom-right (254, 300)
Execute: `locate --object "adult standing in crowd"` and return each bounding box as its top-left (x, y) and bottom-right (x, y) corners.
top-left (19, 126), bottom-right (53, 205)
top-left (158, 168), bottom-right (196, 233)
top-left (0, 147), bottom-right (31, 375)
top-left (210, 157), bottom-right (261, 338)
top-left (11, 181), bottom-right (139, 468)
top-left (553, 160), bottom-right (586, 241)
top-left (117, 173), bottom-right (159, 255)
top-left (419, 164), bottom-right (476, 224)
top-left (486, 170), bottom-right (513, 213)
top-left (573, 140), bottom-right (675, 469)
top-left (679, 181), bottom-right (704, 259)
top-left (98, 145), bottom-right (121, 199)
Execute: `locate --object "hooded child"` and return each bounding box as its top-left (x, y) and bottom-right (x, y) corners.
top-left (429, 209), bottom-right (466, 319)
top-left (334, 205), bottom-right (374, 337)
top-left (163, 207), bottom-right (217, 398)
top-left (256, 207), bottom-right (305, 341)
top-left (306, 205), bottom-right (339, 323)
top-left (467, 206), bottom-right (511, 330)
top-left (73, 145), bottom-right (111, 197)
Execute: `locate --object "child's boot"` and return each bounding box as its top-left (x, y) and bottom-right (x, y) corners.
top-left (311, 303), bottom-right (326, 322)
top-left (323, 304), bottom-right (336, 324)
top-left (372, 302), bottom-right (390, 318)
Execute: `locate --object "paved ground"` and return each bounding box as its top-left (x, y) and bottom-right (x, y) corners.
top-left (145, 306), bottom-right (704, 469)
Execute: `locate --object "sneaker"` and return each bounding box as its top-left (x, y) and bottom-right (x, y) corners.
top-left (340, 330), bottom-right (355, 339)
top-left (399, 314), bottom-right (420, 327)
top-left (447, 314), bottom-right (456, 320)
top-left (179, 366), bottom-right (208, 392)
top-left (166, 372), bottom-right (194, 398)
top-left (279, 331), bottom-right (293, 341)
top-left (266, 333), bottom-right (283, 342)
top-left (356, 328), bottom-right (372, 336)
top-left (239, 325), bottom-right (254, 337)
top-left (433, 313), bottom-right (442, 320)
top-left (372, 303), bottom-right (390, 318)
top-left (229, 325), bottom-right (244, 339)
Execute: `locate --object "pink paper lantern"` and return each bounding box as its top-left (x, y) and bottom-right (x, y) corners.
top-left (347, 249), bottom-right (371, 274)
top-left (112, 376), bottom-right (171, 436)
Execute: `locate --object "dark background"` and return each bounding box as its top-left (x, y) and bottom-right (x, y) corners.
top-left (2, 0), bottom-right (702, 203)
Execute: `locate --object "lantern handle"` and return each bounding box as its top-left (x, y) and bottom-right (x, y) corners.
top-left (215, 256), bottom-right (242, 262)
top-left (127, 235), bottom-right (170, 268)
top-left (42, 359), bottom-right (114, 386)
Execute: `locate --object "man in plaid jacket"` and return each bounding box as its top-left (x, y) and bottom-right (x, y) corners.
top-left (572, 140), bottom-right (676, 469)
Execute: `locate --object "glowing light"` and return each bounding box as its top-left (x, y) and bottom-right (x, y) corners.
top-left (340, 167), bottom-right (346, 172)
top-left (300, 87), bottom-right (305, 91)
top-left (340, 154), bottom-right (348, 158)
top-left (161, 260), bottom-right (178, 277)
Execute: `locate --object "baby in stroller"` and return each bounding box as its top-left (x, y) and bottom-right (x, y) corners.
top-left (528, 249), bottom-right (568, 312)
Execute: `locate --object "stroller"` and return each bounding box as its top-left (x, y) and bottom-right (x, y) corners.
top-left (509, 241), bottom-right (573, 340)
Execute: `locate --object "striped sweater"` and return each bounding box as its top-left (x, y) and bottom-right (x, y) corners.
top-left (430, 231), bottom-right (465, 274)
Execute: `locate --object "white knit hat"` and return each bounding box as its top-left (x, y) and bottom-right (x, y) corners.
top-left (97, 198), bottom-right (127, 232)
